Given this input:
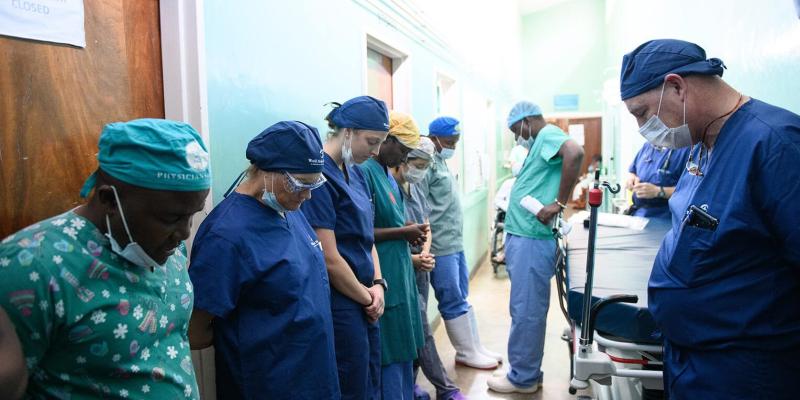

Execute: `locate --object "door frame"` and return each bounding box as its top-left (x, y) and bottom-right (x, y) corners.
top-left (159, 0), bottom-right (213, 248)
top-left (363, 31), bottom-right (412, 113)
top-left (160, 0), bottom-right (208, 144)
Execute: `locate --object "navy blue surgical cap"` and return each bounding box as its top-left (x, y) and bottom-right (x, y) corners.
top-left (620, 39), bottom-right (726, 100)
top-left (326, 95), bottom-right (390, 132)
top-left (246, 121), bottom-right (325, 174)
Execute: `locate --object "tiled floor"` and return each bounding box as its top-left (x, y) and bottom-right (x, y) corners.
top-left (416, 259), bottom-right (593, 400)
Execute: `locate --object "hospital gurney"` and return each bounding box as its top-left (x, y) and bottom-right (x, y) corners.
top-left (554, 172), bottom-right (667, 400)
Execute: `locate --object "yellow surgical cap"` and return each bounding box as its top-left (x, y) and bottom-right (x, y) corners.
top-left (389, 111), bottom-right (420, 149)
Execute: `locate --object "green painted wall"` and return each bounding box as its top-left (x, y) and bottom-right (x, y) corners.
top-left (521, 0), bottom-right (800, 181)
top-left (203, 0), bottom-right (522, 323)
top-left (520, 0), bottom-right (607, 114)
top-left (604, 0), bottom-right (800, 113)
top-left (521, 0), bottom-right (800, 114)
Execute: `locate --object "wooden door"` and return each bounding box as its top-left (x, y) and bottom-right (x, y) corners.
top-left (545, 117), bottom-right (602, 176)
top-left (546, 116), bottom-right (602, 209)
top-left (0, 0), bottom-right (164, 238)
top-left (568, 117), bottom-right (602, 175)
top-left (366, 47), bottom-right (393, 109)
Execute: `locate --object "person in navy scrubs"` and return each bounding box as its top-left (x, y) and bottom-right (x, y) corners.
top-left (621, 39), bottom-right (800, 399)
top-left (626, 142), bottom-right (689, 219)
top-left (301, 96), bottom-right (390, 400)
top-left (188, 121), bottom-right (338, 399)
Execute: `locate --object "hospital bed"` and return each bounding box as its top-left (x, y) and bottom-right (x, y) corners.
top-left (554, 197), bottom-right (668, 399)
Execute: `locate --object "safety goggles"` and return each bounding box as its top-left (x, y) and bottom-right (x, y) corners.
top-left (283, 172), bottom-right (327, 193)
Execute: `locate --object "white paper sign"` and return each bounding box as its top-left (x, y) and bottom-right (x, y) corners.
top-left (568, 123), bottom-right (585, 146)
top-left (0, 0), bottom-right (86, 47)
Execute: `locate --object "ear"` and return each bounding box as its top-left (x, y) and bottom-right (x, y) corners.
top-left (94, 185), bottom-right (119, 217)
top-left (664, 74), bottom-right (687, 100)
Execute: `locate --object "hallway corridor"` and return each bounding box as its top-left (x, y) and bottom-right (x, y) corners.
top-left (417, 259), bottom-right (593, 399)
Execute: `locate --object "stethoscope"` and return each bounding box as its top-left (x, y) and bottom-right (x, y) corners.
top-left (643, 147), bottom-right (673, 177)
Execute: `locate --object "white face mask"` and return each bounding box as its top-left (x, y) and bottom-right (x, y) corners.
top-left (106, 186), bottom-right (168, 269)
top-left (638, 82), bottom-right (693, 149)
top-left (403, 165), bottom-right (427, 183)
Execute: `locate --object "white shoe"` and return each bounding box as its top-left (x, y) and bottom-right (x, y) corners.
top-left (444, 313), bottom-right (499, 370)
top-left (467, 308), bottom-right (504, 363)
top-left (487, 375), bottom-right (541, 394)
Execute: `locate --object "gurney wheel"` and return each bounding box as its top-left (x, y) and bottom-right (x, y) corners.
top-left (569, 387), bottom-right (577, 395)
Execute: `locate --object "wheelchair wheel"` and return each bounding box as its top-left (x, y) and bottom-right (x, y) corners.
top-left (490, 210), bottom-right (506, 274)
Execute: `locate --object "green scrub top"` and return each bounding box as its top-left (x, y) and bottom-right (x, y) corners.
top-left (0, 211), bottom-right (199, 399)
top-left (418, 154), bottom-right (463, 256)
top-left (505, 124), bottom-right (571, 239)
top-left (359, 159), bottom-right (424, 365)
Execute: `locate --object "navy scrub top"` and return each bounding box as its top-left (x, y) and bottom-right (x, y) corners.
top-left (628, 143), bottom-right (690, 218)
top-left (189, 192), bottom-right (339, 399)
top-left (649, 99), bottom-right (800, 351)
top-left (301, 153), bottom-right (376, 309)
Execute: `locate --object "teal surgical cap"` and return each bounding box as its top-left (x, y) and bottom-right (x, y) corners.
top-left (507, 101), bottom-right (542, 128)
top-left (80, 118), bottom-right (211, 197)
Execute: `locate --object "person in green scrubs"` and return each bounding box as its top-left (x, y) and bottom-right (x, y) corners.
top-left (0, 306), bottom-right (25, 400)
top-left (0, 119), bottom-right (210, 399)
top-left (359, 111), bottom-right (426, 399)
top-left (487, 102), bottom-right (584, 394)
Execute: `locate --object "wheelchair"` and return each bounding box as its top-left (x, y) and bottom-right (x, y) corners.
top-left (489, 207), bottom-right (506, 274)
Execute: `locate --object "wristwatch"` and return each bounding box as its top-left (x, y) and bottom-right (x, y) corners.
top-left (657, 186), bottom-right (666, 199)
top-left (373, 279), bottom-right (388, 292)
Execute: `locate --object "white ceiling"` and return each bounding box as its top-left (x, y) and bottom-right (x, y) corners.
top-left (517, 0), bottom-right (572, 15)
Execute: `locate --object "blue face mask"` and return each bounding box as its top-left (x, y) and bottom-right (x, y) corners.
top-left (434, 137), bottom-right (456, 159)
top-left (262, 174), bottom-right (289, 215)
top-left (438, 148), bottom-right (455, 160)
top-left (518, 120), bottom-right (535, 150)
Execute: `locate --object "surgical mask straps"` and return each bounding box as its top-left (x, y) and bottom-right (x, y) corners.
top-left (519, 119), bottom-right (534, 150)
top-left (262, 173), bottom-right (289, 215)
top-left (105, 185), bottom-right (167, 271)
top-left (109, 185), bottom-right (136, 245)
top-left (342, 130), bottom-right (355, 167)
top-left (656, 81), bottom-right (686, 128)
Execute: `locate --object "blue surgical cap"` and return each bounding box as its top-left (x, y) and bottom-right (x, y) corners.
top-left (507, 101), bottom-right (542, 128)
top-left (620, 39), bottom-right (726, 100)
top-left (428, 116), bottom-right (460, 137)
top-left (246, 121), bottom-right (324, 174)
top-left (327, 95), bottom-right (390, 132)
top-left (80, 119), bottom-right (211, 197)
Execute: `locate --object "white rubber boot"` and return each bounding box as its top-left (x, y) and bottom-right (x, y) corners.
top-left (444, 313), bottom-right (499, 370)
top-left (468, 308), bottom-right (504, 363)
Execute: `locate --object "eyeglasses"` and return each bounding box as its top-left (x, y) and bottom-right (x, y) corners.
top-left (686, 144), bottom-right (707, 177)
top-left (283, 172), bottom-right (327, 193)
